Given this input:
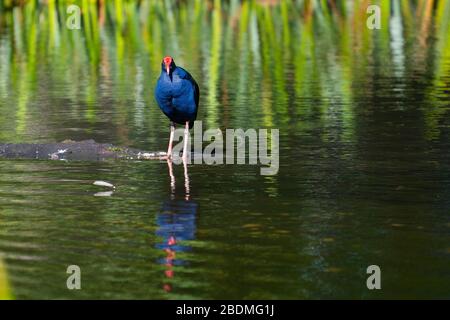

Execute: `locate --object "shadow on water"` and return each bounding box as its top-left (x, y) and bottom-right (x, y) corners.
top-left (155, 160), bottom-right (198, 294)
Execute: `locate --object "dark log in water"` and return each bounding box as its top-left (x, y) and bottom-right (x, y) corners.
top-left (0, 140), bottom-right (166, 161)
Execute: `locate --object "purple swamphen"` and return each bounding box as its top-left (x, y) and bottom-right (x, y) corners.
top-left (155, 56), bottom-right (200, 160)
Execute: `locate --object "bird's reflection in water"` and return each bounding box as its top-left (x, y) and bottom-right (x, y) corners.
top-left (156, 159), bottom-right (197, 293)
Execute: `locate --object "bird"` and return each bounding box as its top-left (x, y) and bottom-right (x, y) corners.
top-left (155, 56), bottom-right (200, 161)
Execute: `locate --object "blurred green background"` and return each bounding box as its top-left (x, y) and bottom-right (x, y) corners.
top-left (0, 0), bottom-right (449, 146)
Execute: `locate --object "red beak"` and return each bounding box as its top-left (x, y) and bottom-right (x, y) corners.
top-left (163, 56), bottom-right (173, 75)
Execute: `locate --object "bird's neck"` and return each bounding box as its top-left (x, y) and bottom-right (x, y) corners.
top-left (162, 70), bottom-right (175, 82)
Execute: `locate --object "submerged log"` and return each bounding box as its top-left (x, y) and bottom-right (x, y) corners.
top-left (0, 140), bottom-right (167, 161)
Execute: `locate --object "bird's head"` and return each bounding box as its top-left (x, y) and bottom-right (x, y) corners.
top-left (162, 56), bottom-right (176, 75)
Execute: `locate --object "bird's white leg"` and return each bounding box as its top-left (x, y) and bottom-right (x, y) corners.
top-left (167, 158), bottom-right (175, 195)
top-left (183, 158), bottom-right (190, 198)
top-left (167, 122), bottom-right (175, 159)
top-left (182, 121), bottom-right (189, 162)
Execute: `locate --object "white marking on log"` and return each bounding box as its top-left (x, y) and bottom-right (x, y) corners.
top-left (93, 181), bottom-right (115, 188)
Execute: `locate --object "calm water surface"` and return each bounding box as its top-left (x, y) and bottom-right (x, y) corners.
top-left (0, 1), bottom-right (450, 299)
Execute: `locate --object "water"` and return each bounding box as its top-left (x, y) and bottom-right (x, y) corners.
top-left (0, 1), bottom-right (450, 299)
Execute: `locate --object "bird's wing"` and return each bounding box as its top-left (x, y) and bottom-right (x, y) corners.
top-left (193, 79), bottom-right (199, 107)
top-left (177, 67), bottom-right (200, 107)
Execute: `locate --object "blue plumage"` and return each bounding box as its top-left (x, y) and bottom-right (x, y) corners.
top-left (155, 57), bottom-right (199, 128)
